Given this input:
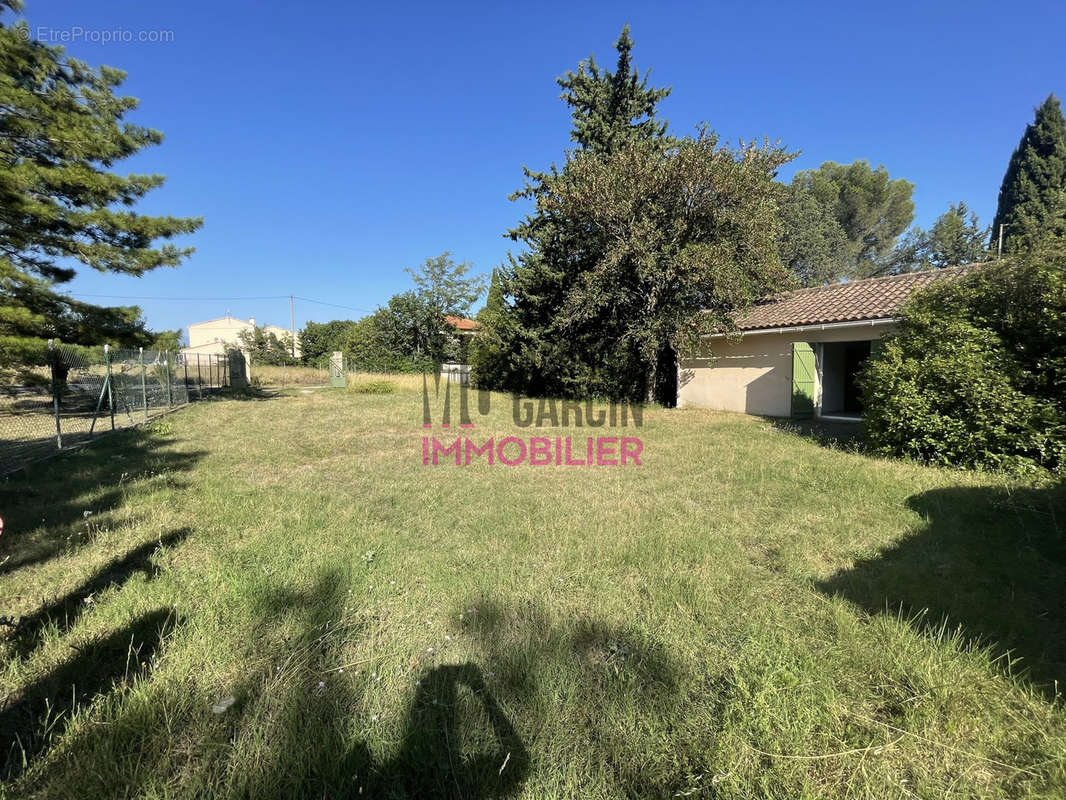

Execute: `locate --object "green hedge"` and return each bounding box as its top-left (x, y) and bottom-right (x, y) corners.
top-left (859, 247), bottom-right (1066, 475)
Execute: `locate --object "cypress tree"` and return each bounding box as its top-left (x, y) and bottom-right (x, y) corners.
top-left (498, 26), bottom-right (673, 399)
top-left (990, 95), bottom-right (1066, 253)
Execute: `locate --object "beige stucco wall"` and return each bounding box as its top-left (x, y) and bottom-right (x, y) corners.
top-left (186, 316), bottom-right (300, 356)
top-left (677, 323), bottom-right (896, 417)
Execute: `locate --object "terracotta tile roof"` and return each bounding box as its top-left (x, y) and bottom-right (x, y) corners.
top-left (444, 314), bottom-right (479, 332)
top-left (735, 265), bottom-right (981, 332)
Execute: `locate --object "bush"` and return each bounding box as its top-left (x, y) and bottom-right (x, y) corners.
top-left (347, 377), bottom-right (395, 394)
top-left (859, 246), bottom-right (1066, 474)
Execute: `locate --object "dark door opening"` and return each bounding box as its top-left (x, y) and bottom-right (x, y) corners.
top-left (820, 340), bottom-right (872, 417)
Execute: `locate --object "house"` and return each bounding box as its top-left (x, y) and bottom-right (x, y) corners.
top-left (182, 315), bottom-right (300, 357)
top-left (677, 266), bottom-right (976, 420)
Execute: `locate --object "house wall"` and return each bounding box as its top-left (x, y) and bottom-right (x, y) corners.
top-left (186, 317), bottom-right (300, 356)
top-left (677, 323), bottom-right (896, 417)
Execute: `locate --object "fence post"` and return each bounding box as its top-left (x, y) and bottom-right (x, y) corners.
top-left (183, 357), bottom-right (189, 404)
top-left (196, 354), bottom-right (203, 399)
top-left (166, 350), bottom-right (173, 408)
top-left (106, 344), bottom-right (115, 431)
top-left (49, 339), bottom-right (62, 450)
top-left (139, 346), bottom-right (148, 422)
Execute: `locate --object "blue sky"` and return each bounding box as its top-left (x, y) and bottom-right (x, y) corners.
top-left (19, 0), bottom-right (1066, 338)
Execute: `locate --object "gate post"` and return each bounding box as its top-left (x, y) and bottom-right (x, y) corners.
top-left (49, 339), bottom-right (62, 450)
top-left (106, 344), bottom-right (115, 431)
top-left (139, 346), bottom-right (148, 422)
top-left (166, 350), bottom-right (174, 408)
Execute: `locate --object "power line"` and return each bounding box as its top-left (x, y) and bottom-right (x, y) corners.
top-left (60, 291), bottom-right (375, 315)
top-left (63, 293), bottom-right (290, 301)
top-left (293, 296), bottom-right (373, 314)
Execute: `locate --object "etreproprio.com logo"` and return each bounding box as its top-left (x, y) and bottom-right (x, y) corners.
top-left (420, 372), bottom-right (644, 467)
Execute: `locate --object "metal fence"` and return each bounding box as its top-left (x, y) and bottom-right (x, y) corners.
top-left (0, 343), bottom-right (231, 476)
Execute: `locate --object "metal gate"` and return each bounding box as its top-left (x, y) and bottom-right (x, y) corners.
top-left (329, 351), bottom-right (346, 388)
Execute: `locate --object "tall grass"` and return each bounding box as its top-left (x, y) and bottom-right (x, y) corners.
top-left (0, 389), bottom-right (1063, 798)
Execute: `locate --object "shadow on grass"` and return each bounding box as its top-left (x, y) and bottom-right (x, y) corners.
top-left (458, 599), bottom-right (684, 796)
top-left (819, 482), bottom-right (1066, 693)
top-left (769, 417), bottom-right (869, 454)
top-left (0, 607), bottom-right (180, 781)
top-left (218, 386), bottom-right (280, 401)
top-left (231, 570), bottom-right (529, 799)
top-left (0, 427), bottom-right (205, 576)
top-left (3, 528), bottom-right (192, 658)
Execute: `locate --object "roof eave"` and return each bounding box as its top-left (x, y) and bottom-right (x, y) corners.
top-left (704, 317), bottom-right (897, 339)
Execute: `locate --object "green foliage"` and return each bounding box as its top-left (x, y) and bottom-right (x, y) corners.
top-left (889, 202), bottom-right (990, 273)
top-left (495, 28), bottom-right (791, 402)
top-left (404, 252), bottom-right (485, 318)
top-left (789, 161), bottom-right (915, 279)
top-left (990, 94), bottom-right (1066, 254)
top-left (299, 319), bottom-right (359, 366)
top-left (469, 269), bottom-right (515, 390)
top-left (556, 24), bottom-right (672, 154)
top-left (237, 326), bottom-right (297, 366)
top-left (346, 378), bottom-right (395, 394)
top-left (777, 181), bottom-right (852, 286)
top-left (0, 6), bottom-right (201, 358)
top-left (860, 245), bottom-right (1066, 473)
top-left (148, 329), bottom-right (184, 352)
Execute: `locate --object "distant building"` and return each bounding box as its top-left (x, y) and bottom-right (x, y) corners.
top-left (183, 314), bottom-right (300, 357)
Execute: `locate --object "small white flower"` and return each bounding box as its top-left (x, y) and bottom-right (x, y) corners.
top-left (82, 510), bottom-right (92, 518)
top-left (426, 647), bottom-right (434, 653)
top-left (317, 681), bottom-right (325, 688)
top-left (445, 635), bottom-right (452, 641)
top-left (372, 713), bottom-right (380, 721)
top-left (338, 668), bottom-right (345, 674)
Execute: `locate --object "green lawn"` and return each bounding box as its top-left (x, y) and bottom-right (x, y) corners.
top-left (1, 383), bottom-right (1064, 799)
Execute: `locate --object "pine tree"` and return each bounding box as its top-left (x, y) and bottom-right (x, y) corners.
top-left (990, 95), bottom-right (1066, 254)
top-left (0, 3), bottom-right (202, 365)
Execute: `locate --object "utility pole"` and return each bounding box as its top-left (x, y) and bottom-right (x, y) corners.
top-left (289, 295), bottom-right (296, 358)
top-left (998, 224), bottom-right (1004, 258)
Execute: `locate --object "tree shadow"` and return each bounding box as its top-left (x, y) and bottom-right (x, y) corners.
top-left (3, 528), bottom-right (192, 658)
top-left (818, 482), bottom-right (1066, 693)
top-left (0, 607), bottom-right (180, 781)
top-left (769, 417), bottom-right (870, 454)
top-left (0, 427), bottom-right (205, 576)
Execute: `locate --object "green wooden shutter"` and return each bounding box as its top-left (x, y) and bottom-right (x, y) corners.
top-left (791, 341), bottom-right (816, 419)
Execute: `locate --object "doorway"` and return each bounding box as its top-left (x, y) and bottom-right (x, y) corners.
top-left (818, 340), bottom-right (872, 418)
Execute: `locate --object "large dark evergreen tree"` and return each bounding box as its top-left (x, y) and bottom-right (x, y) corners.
top-left (990, 95), bottom-right (1066, 254)
top-left (497, 26), bottom-right (675, 399)
top-left (0, 2), bottom-right (201, 365)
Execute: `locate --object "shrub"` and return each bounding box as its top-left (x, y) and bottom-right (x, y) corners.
top-left (859, 246), bottom-right (1066, 474)
top-left (347, 377), bottom-right (395, 394)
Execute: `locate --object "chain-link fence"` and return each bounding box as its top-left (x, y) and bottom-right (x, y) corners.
top-left (0, 343), bottom-right (233, 476)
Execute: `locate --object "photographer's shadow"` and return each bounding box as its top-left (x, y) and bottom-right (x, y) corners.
top-left (345, 662), bottom-right (528, 799)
